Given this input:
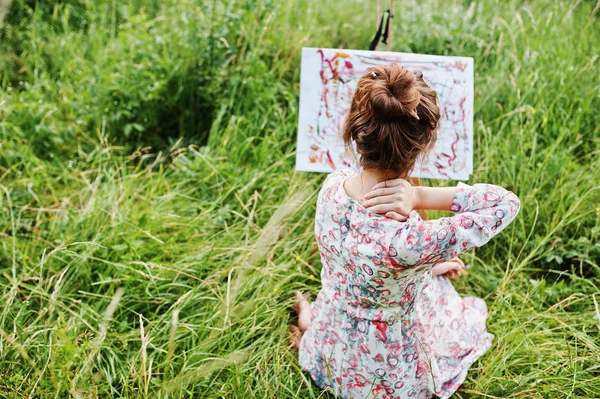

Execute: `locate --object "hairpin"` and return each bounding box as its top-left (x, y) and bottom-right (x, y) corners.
top-left (371, 71), bottom-right (377, 78)
top-left (409, 109), bottom-right (420, 120)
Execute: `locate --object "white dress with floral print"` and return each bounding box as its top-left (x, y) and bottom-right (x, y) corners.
top-left (298, 168), bottom-right (521, 399)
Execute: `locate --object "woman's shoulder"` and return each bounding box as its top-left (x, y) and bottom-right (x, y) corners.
top-left (319, 168), bottom-right (354, 190)
top-left (328, 167), bottom-right (355, 180)
top-left (317, 168), bottom-right (356, 205)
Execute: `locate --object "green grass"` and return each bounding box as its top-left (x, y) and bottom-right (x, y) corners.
top-left (0, 0), bottom-right (599, 397)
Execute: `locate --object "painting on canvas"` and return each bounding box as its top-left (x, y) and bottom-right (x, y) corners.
top-left (295, 47), bottom-right (474, 180)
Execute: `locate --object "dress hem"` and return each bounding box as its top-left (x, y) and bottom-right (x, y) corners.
top-left (435, 332), bottom-right (494, 399)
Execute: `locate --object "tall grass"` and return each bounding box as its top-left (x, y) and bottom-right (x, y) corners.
top-left (0, 0), bottom-right (599, 397)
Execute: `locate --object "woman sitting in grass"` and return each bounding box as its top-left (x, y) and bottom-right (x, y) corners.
top-left (290, 63), bottom-right (520, 399)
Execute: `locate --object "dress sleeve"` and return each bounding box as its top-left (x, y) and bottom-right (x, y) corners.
top-left (390, 182), bottom-right (521, 267)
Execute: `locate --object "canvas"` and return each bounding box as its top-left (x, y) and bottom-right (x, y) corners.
top-left (295, 47), bottom-right (474, 180)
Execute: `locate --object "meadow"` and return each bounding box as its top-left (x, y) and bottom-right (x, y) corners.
top-left (0, 0), bottom-right (599, 397)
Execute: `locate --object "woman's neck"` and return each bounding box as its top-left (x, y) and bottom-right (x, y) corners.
top-left (360, 168), bottom-right (400, 183)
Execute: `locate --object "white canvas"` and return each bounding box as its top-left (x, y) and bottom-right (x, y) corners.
top-left (295, 47), bottom-right (474, 180)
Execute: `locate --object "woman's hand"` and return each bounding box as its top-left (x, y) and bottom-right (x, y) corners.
top-left (432, 258), bottom-right (467, 279)
top-left (362, 179), bottom-right (418, 222)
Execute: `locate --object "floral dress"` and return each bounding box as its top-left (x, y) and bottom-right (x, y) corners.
top-left (298, 168), bottom-right (521, 399)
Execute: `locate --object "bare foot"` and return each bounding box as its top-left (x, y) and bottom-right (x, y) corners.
top-left (289, 291), bottom-right (312, 349)
top-left (288, 325), bottom-right (302, 349)
top-left (294, 291), bottom-right (312, 332)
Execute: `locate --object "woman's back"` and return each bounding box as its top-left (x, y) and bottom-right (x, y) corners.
top-left (315, 169), bottom-right (430, 320)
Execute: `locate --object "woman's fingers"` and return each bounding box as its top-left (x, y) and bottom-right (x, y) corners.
top-left (371, 179), bottom-right (406, 190)
top-left (364, 187), bottom-right (398, 200)
top-left (385, 212), bottom-right (408, 222)
top-left (447, 267), bottom-right (465, 279)
top-left (363, 194), bottom-right (398, 208)
top-left (432, 261), bottom-right (453, 276)
top-left (363, 179), bottom-right (414, 217)
top-left (365, 204), bottom-right (398, 215)
top-left (433, 260), bottom-right (468, 279)
top-left (451, 262), bottom-right (462, 272)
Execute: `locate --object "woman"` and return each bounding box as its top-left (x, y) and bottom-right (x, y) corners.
top-left (292, 63), bottom-right (520, 398)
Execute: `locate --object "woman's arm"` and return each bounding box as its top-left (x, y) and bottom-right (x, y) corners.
top-left (388, 182), bottom-right (521, 266)
top-left (414, 186), bottom-right (457, 211)
top-left (364, 180), bottom-right (521, 267)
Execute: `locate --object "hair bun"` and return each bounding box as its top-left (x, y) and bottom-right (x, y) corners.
top-left (368, 64), bottom-right (421, 121)
top-left (343, 63), bottom-right (440, 177)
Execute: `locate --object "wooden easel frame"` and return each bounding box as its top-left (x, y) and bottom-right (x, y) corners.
top-left (375, 0), bottom-right (394, 51)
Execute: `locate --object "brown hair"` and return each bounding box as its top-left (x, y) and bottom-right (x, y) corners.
top-left (343, 63), bottom-right (441, 178)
